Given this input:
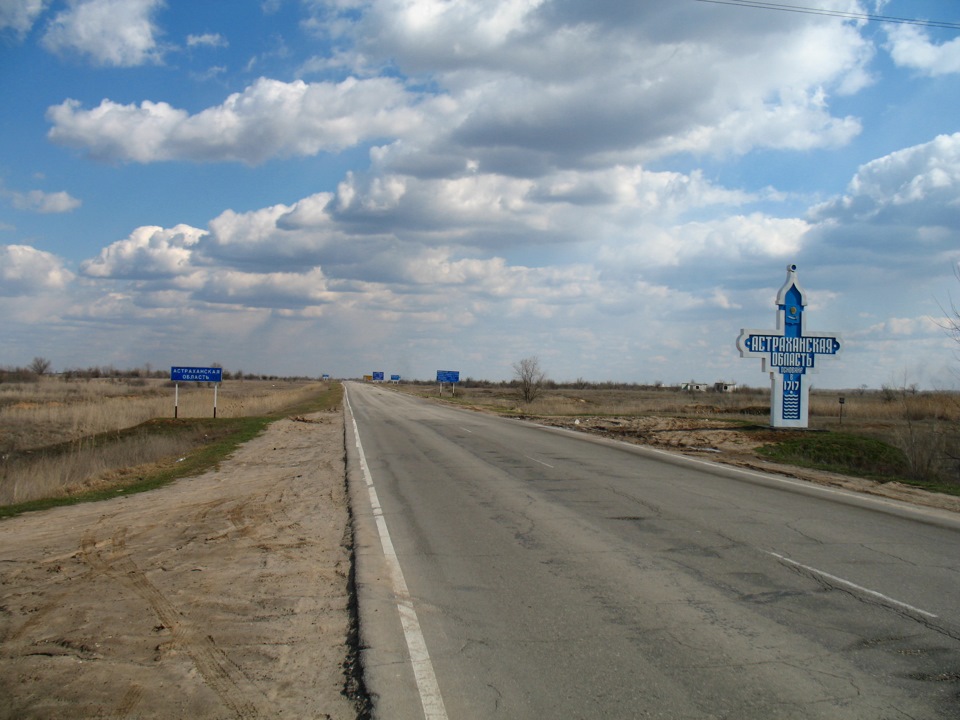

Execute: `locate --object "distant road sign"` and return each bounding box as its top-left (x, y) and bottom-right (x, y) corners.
top-left (390, 374), bottom-right (401, 382)
top-left (436, 370), bottom-right (460, 383)
top-left (373, 371), bottom-right (385, 381)
top-left (322, 374), bottom-right (330, 380)
top-left (171, 366), bottom-right (222, 383)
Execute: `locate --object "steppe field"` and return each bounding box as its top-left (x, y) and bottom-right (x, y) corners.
top-left (0, 376), bottom-right (337, 509)
top-left (2, 374), bottom-right (960, 512)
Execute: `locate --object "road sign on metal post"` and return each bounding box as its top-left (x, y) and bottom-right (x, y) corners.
top-left (737, 265), bottom-right (843, 428)
top-left (170, 366), bottom-right (223, 418)
top-left (436, 370), bottom-right (460, 396)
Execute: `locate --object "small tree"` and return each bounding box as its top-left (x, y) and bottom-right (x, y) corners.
top-left (946, 268), bottom-right (960, 357)
top-left (29, 357), bottom-right (52, 376)
top-left (513, 356), bottom-right (546, 404)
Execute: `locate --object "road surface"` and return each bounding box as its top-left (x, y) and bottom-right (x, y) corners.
top-left (345, 382), bottom-right (960, 719)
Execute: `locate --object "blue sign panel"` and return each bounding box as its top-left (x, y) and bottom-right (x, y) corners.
top-left (737, 265), bottom-right (842, 428)
top-left (436, 370), bottom-right (460, 383)
top-left (322, 374), bottom-right (330, 380)
top-left (390, 374), bottom-right (401, 382)
top-left (372, 371), bottom-right (385, 381)
top-left (171, 366), bottom-right (222, 383)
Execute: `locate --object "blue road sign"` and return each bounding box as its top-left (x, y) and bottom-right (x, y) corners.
top-left (372, 371), bottom-right (385, 381)
top-left (737, 265), bottom-right (842, 428)
top-left (171, 366), bottom-right (222, 383)
top-left (390, 374), bottom-right (401, 382)
top-left (436, 370), bottom-right (460, 383)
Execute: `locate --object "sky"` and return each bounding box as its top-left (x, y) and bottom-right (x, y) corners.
top-left (2, 0), bottom-right (960, 389)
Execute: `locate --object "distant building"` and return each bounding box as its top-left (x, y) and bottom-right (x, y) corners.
top-left (680, 381), bottom-right (709, 392)
top-left (714, 382), bottom-right (737, 393)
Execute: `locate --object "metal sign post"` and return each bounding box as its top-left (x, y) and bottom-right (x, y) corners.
top-left (737, 265), bottom-right (843, 428)
top-left (436, 370), bottom-right (460, 396)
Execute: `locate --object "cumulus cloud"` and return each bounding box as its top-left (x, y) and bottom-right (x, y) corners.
top-left (42, 0), bottom-right (165, 67)
top-left (0, 245), bottom-right (74, 295)
top-left (886, 24), bottom-right (960, 76)
top-left (45, 1), bottom-right (873, 169)
top-left (0, 0), bottom-right (48, 37)
top-left (353, 0), bottom-right (871, 169)
top-left (811, 132), bottom-right (960, 226)
top-left (599, 214), bottom-right (809, 272)
top-left (194, 267), bottom-right (334, 308)
top-left (81, 224), bottom-right (205, 279)
top-left (47, 76), bottom-right (432, 164)
top-left (8, 189), bottom-right (81, 213)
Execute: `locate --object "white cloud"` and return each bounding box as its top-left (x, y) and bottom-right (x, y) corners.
top-left (81, 224), bottom-right (205, 279)
top-left (42, 0), bottom-right (165, 67)
top-left (194, 267), bottom-right (334, 308)
top-left (0, 0), bottom-right (48, 36)
top-left (44, 1), bottom-right (875, 169)
top-left (886, 24), bottom-right (960, 76)
top-left (186, 32), bottom-right (226, 48)
top-left (47, 76), bottom-right (431, 164)
top-left (9, 189), bottom-right (81, 213)
top-left (599, 214), bottom-right (809, 271)
top-left (353, 0), bottom-right (871, 168)
top-left (811, 132), bottom-right (960, 224)
top-left (0, 245), bottom-right (74, 295)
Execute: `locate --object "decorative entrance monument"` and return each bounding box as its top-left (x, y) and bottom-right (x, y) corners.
top-left (737, 265), bottom-right (843, 428)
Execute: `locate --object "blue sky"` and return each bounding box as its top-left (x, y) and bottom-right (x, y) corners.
top-left (2, 0), bottom-right (960, 388)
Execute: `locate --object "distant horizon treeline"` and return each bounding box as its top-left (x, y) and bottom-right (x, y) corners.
top-left (0, 362), bottom-right (313, 383)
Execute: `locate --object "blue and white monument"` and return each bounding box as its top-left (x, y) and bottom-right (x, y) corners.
top-left (737, 265), bottom-right (843, 428)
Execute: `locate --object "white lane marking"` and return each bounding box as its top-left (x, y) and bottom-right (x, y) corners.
top-left (526, 455), bottom-right (554, 468)
top-left (767, 551), bottom-right (938, 619)
top-left (458, 426), bottom-right (473, 433)
top-left (346, 389), bottom-right (449, 720)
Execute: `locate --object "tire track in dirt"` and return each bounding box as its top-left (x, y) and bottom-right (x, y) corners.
top-left (79, 527), bottom-right (270, 719)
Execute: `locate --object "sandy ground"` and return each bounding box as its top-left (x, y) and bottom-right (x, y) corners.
top-left (0, 409), bottom-right (365, 720)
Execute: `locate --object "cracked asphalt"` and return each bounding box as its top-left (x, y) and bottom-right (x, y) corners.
top-left (347, 382), bottom-right (960, 719)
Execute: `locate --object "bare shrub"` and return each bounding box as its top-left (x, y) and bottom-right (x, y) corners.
top-left (513, 356), bottom-right (546, 404)
top-left (29, 357), bottom-right (52, 376)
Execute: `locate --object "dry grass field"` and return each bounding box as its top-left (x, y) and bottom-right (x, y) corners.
top-left (0, 377), bottom-right (333, 507)
top-left (4, 374), bottom-right (959, 509)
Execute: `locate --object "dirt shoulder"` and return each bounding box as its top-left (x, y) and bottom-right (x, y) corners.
top-left (531, 414), bottom-right (960, 514)
top-left (0, 410), bottom-right (364, 720)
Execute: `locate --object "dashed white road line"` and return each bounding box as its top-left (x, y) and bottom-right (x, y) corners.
top-left (767, 551), bottom-right (938, 619)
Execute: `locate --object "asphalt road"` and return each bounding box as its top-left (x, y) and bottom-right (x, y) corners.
top-left (345, 382), bottom-right (960, 719)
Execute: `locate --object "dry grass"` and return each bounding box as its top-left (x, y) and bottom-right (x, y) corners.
top-left (0, 377), bottom-right (336, 507)
top-left (0, 432), bottom-right (202, 505)
top-left (0, 377), bottom-right (328, 453)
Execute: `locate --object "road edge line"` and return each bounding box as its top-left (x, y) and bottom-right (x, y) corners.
top-left (344, 387), bottom-right (449, 720)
